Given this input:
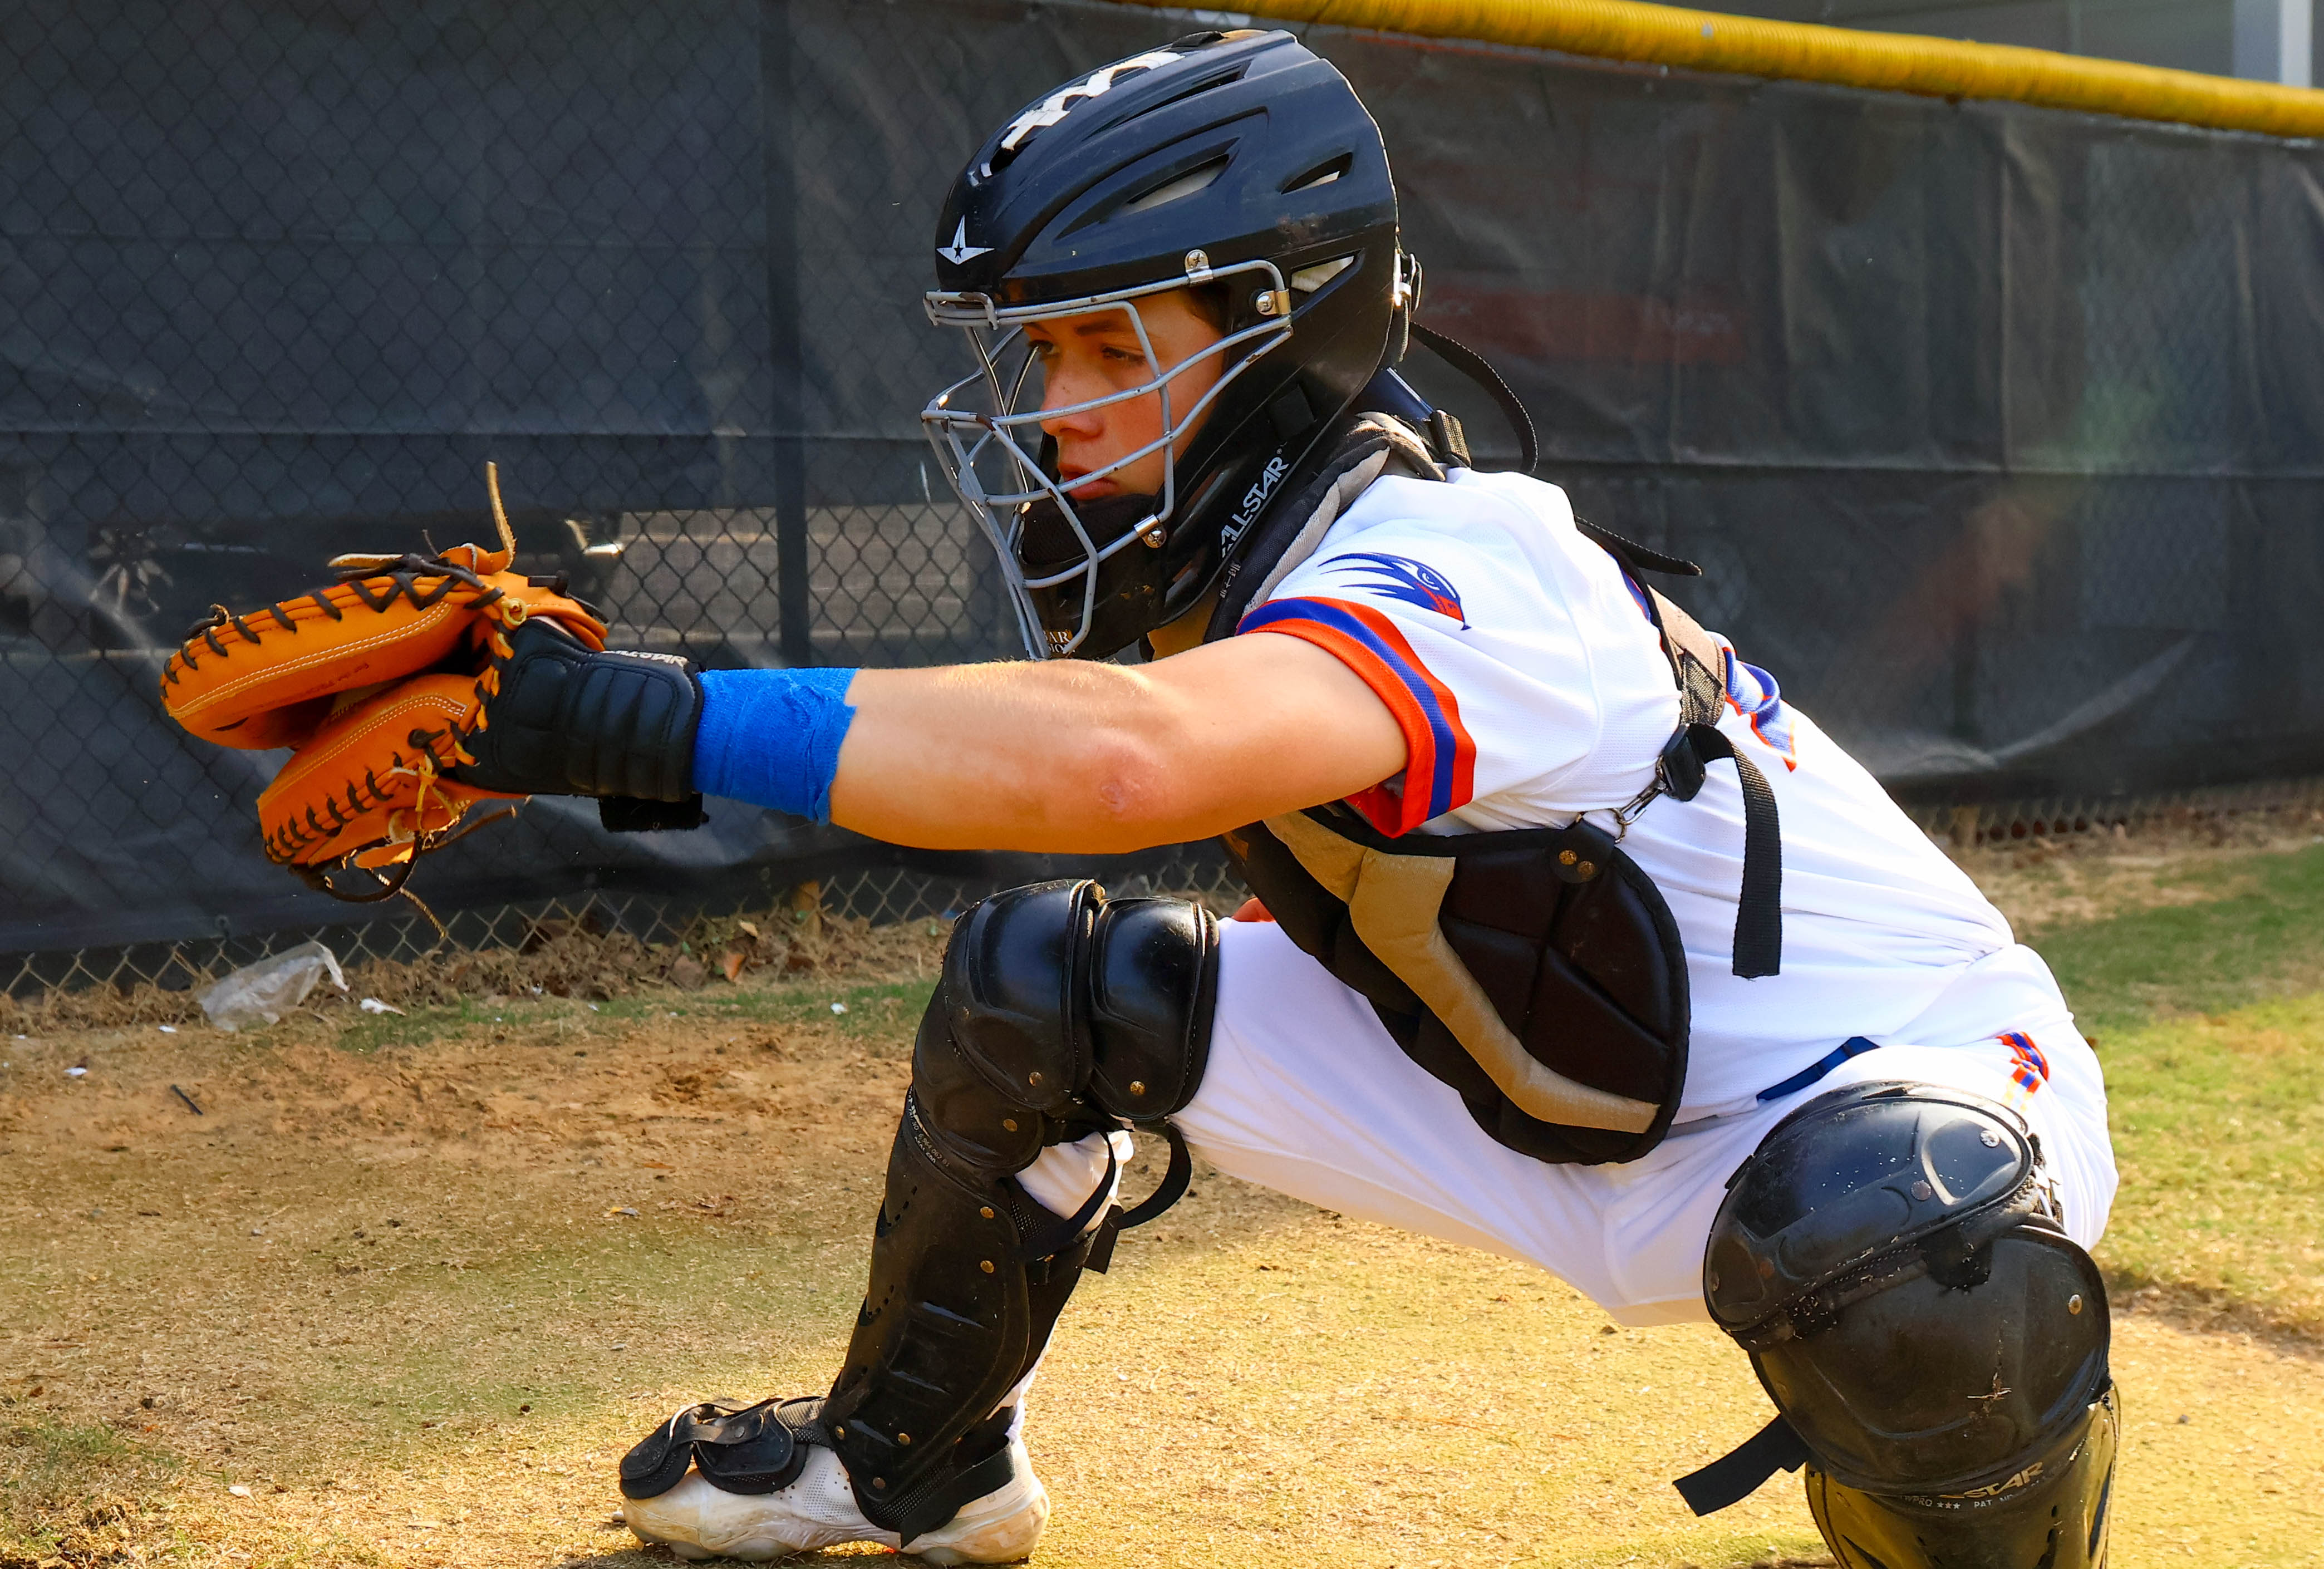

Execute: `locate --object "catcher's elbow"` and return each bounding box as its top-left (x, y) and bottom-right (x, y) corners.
top-left (1062, 730), bottom-right (1182, 849)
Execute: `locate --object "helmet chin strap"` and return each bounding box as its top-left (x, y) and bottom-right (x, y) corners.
top-left (1016, 490), bottom-right (1165, 578)
top-left (1015, 490), bottom-right (1170, 656)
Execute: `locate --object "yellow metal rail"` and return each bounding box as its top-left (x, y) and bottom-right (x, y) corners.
top-left (1108, 0), bottom-right (2324, 137)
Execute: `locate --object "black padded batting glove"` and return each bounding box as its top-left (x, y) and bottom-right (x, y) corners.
top-left (451, 618), bottom-right (710, 832)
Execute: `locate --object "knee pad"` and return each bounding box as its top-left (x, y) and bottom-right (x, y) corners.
top-left (910, 878), bottom-right (1218, 1172)
top-left (823, 880), bottom-right (1218, 1540)
top-left (1682, 1083), bottom-right (2114, 1568)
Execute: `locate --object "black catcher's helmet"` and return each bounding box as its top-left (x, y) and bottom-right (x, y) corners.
top-left (921, 29), bottom-right (1405, 658)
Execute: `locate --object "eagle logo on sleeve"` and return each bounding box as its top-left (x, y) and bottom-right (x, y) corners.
top-left (1325, 552), bottom-right (1470, 629)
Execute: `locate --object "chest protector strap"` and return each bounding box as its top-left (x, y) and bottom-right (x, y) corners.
top-left (1619, 562), bottom-right (1785, 981)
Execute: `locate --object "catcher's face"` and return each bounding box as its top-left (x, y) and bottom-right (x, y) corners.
top-left (1025, 288), bottom-right (1225, 500)
top-left (921, 267), bottom-right (1286, 658)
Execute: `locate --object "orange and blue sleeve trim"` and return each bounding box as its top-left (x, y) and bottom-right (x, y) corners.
top-left (1239, 595), bottom-right (1477, 836)
top-left (1725, 657), bottom-right (1799, 770)
top-left (1999, 1031), bottom-right (2050, 1094)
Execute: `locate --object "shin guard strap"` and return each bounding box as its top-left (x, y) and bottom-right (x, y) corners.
top-left (1083, 1120), bottom-right (1193, 1276)
top-left (1673, 1413), bottom-right (1811, 1516)
top-left (888, 1430), bottom-right (1023, 1547)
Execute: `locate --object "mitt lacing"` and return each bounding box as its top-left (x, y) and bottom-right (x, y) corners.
top-left (163, 552), bottom-right (513, 687)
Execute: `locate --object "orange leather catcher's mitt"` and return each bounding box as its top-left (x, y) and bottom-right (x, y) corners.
top-left (160, 465), bottom-right (609, 898)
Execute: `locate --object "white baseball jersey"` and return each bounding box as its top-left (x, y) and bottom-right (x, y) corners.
top-left (1011, 465), bottom-right (2114, 1332)
top-left (1235, 467), bottom-right (2072, 1120)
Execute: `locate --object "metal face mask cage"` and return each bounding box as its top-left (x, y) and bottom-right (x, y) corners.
top-left (921, 255), bottom-right (1293, 658)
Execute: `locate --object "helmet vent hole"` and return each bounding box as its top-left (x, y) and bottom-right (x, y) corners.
top-left (1284, 154), bottom-right (1352, 194)
top-left (1114, 64), bottom-right (1251, 129)
top-left (1290, 256), bottom-right (1354, 294)
top-left (1120, 158), bottom-right (1227, 216)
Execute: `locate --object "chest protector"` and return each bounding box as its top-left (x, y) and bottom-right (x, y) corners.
top-left (1205, 415), bottom-right (1783, 1165)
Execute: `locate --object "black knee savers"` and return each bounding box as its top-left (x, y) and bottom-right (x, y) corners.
top-left (822, 881), bottom-right (1218, 1540)
top-left (1682, 1082), bottom-right (2115, 1569)
top-left (908, 877), bottom-right (1218, 1173)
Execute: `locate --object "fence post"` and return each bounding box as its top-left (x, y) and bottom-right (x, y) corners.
top-left (763, 0), bottom-right (814, 668)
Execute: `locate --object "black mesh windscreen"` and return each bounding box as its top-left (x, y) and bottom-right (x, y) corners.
top-left (6, 0), bottom-right (2322, 962)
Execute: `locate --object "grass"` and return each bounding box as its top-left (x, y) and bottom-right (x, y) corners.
top-left (2036, 840), bottom-right (2324, 1030)
top-left (0, 1415), bottom-right (178, 1569)
top-left (2031, 844), bottom-right (2324, 1337)
top-left (328, 978), bottom-right (934, 1056)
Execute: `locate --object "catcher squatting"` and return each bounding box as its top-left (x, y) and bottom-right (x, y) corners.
top-left (190, 32), bottom-right (2122, 1569)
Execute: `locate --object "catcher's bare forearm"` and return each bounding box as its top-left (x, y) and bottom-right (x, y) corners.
top-left (828, 634), bottom-right (1404, 855)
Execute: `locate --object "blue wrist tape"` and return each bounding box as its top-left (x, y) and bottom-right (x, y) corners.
top-left (691, 667), bottom-right (859, 823)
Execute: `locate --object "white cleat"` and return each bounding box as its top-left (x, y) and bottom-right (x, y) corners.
top-left (620, 1439), bottom-right (1049, 1564)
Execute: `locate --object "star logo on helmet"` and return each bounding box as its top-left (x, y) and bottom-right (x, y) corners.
top-left (937, 219), bottom-right (991, 267)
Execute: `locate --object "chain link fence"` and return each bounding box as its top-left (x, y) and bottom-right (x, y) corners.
top-left (11, 0), bottom-right (2324, 997)
top-left (0, 840), bottom-right (1245, 1004)
top-left (22, 773), bottom-right (2324, 1007)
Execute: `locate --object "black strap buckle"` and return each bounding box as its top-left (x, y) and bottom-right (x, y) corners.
top-left (1656, 727), bottom-right (1710, 801)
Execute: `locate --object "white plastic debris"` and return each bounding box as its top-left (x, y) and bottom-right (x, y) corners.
top-left (158, 1025), bottom-right (178, 1034)
top-left (197, 941), bottom-right (347, 1031)
top-left (830, 1002), bottom-right (848, 1015)
top-left (65, 1066), bottom-right (87, 1078)
top-left (228, 1484), bottom-right (251, 1498)
top-left (359, 998), bottom-right (406, 1016)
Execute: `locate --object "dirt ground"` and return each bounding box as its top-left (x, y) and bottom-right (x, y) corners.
top-left (5, 819), bottom-right (2324, 1567)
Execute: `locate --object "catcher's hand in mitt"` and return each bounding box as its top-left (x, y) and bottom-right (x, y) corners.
top-left (160, 464), bottom-right (703, 899)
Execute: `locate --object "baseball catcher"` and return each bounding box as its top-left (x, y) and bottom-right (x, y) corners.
top-left (175, 30), bottom-right (2121, 1567)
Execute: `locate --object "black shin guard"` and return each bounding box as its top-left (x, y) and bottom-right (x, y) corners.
top-left (822, 880), bottom-right (1217, 1539)
top-left (1682, 1082), bottom-right (2116, 1569)
top-left (1807, 1386), bottom-right (2119, 1569)
top-left (819, 1096), bottom-right (1085, 1537)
